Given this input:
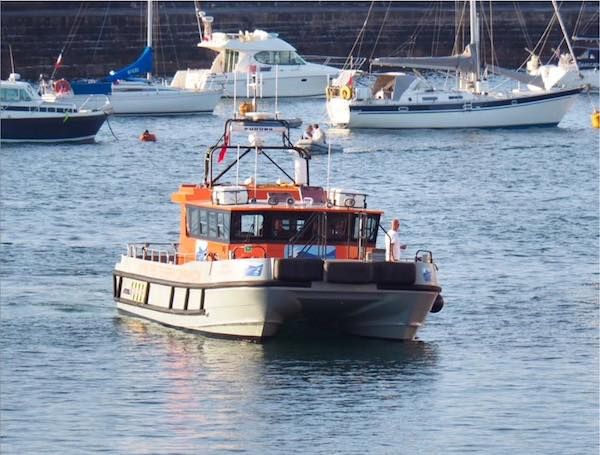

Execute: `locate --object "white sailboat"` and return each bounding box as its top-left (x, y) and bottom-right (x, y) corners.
top-left (170, 10), bottom-right (339, 98)
top-left (525, 1), bottom-right (599, 93)
top-left (326, 0), bottom-right (583, 129)
top-left (43, 0), bottom-right (222, 115)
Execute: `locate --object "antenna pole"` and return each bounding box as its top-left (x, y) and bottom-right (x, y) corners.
top-left (275, 64), bottom-right (279, 118)
top-left (326, 143), bottom-right (332, 196)
top-left (9, 44), bottom-right (15, 74)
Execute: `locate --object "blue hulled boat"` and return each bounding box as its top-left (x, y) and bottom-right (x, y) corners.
top-left (1, 75), bottom-right (110, 143)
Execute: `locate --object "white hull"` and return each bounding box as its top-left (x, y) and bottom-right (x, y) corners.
top-left (113, 256), bottom-right (441, 340)
top-left (172, 69), bottom-right (335, 98)
top-left (327, 89), bottom-right (581, 129)
top-left (109, 89), bottom-right (222, 115)
top-left (57, 89), bottom-right (221, 115)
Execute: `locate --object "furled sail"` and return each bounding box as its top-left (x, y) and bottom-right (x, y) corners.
top-left (372, 44), bottom-right (478, 74)
top-left (103, 46), bottom-right (154, 82)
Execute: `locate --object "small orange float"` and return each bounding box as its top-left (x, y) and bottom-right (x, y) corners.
top-left (139, 130), bottom-right (157, 142)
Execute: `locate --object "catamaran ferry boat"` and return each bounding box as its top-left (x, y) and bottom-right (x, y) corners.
top-left (113, 112), bottom-right (444, 341)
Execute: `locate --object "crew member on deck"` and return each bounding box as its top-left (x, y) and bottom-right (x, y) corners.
top-left (312, 124), bottom-right (326, 144)
top-left (303, 124), bottom-right (314, 140)
top-left (385, 218), bottom-right (407, 262)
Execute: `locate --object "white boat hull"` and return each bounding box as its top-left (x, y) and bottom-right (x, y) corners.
top-left (56, 89), bottom-right (222, 115)
top-left (172, 69), bottom-right (336, 98)
top-left (113, 256), bottom-right (441, 340)
top-left (109, 89), bottom-right (222, 115)
top-left (327, 88), bottom-right (582, 129)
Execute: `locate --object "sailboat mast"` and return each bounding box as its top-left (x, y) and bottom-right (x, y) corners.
top-left (469, 0), bottom-right (481, 83)
top-left (147, 0), bottom-right (153, 79)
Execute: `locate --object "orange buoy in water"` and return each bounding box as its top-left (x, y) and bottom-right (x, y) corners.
top-left (592, 111), bottom-right (600, 129)
top-left (139, 130), bottom-right (157, 142)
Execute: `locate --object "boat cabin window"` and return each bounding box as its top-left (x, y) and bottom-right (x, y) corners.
top-left (254, 51), bottom-right (305, 66)
top-left (187, 207), bottom-right (380, 245)
top-left (351, 214), bottom-right (379, 243)
top-left (0, 88), bottom-right (22, 102)
top-left (233, 213), bottom-right (264, 240)
top-left (186, 206), bottom-right (230, 241)
top-left (224, 49), bottom-right (240, 72)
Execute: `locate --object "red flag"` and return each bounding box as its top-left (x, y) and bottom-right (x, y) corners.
top-left (347, 75), bottom-right (353, 87)
top-left (54, 53), bottom-right (63, 70)
top-left (217, 132), bottom-right (229, 163)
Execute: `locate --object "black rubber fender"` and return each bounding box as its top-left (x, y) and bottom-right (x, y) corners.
top-left (273, 258), bottom-right (324, 282)
top-left (430, 294), bottom-right (444, 313)
top-left (325, 261), bottom-right (372, 284)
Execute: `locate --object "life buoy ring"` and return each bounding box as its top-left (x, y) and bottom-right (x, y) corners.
top-left (53, 79), bottom-right (72, 95)
top-left (340, 85), bottom-right (353, 101)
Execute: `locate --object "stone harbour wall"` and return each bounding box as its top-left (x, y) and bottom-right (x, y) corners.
top-left (0, 1), bottom-right (595, 81)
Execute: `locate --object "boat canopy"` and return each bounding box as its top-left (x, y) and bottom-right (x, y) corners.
top-left (103, 46), bottom-right (154, 82)
top-left (372, 44), bottom-right (478, 74)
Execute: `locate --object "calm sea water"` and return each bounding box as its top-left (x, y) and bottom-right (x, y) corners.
top-left (1, 95), bottom-right (598, 454)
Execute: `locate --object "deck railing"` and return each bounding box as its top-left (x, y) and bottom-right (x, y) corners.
top-left (125, 243), bottom-right (195, 264)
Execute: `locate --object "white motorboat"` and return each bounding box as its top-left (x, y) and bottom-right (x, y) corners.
top-left (113, 112), bottom-right (444, 341)
top-left (41, 0), bottom-right (222, 115)
top-left (1, 75), bottom-right (110, 143)
top-left (170, 12), bottom-right (339, 98)
top-left (326, 0), bottom-right (583, 129)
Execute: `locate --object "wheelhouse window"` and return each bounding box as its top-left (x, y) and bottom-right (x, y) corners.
top-left (232, 213), bottom-right (264, 241)
top-left (186, 206), bottom-right (230, 241)
top-left (351, 214), bottom-right (380, 243)
top-left (254, 51), bottom-right (305, 66)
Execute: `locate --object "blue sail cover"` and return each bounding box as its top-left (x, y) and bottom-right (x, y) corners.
top-left (103, 46), bottom-right (154, 82)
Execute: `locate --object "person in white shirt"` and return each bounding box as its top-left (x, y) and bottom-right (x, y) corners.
top-left (385, 218), bottom-right (407, 261)
top-left (312, 124), bottom-right (326, 144)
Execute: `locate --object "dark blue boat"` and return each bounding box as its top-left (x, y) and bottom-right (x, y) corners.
top-left (1, 76), bottom-right (110, 143)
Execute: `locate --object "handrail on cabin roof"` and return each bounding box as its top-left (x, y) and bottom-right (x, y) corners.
top-left (204, 117), bottom-right (312, 188)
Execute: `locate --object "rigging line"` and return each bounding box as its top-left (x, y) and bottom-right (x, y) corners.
top-left (519, 9), bottom-right (558, 71)
top-left (91, 2), bottom-right (111, 62)
top-left (389, 1), bottom-right (435, 57)
top-left (163, 2), bottom-right (180, 71)
top-left (573, 1), bottom-right (585, 37)
top-left (368, 0), bottom-right (392, 61)
top-left (357, 0), bottom-right (383, 67)
top-left (513, 1), bottom-right (533, 52)
top-left (488, 0), bottom-right (496, 69)
top-left (452, 1), bottom-right (467, 55)
top-left (343, 0), bottom-right (375, 70)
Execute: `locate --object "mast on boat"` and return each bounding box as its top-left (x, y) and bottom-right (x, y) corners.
top-left (146, 0), bottom-right (153, 80)
top-left (469, 0), bottom-right (481, 84)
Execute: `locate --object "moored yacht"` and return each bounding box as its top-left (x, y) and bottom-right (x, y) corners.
top-left (170, 12), bottom-right (339, 98)
top-left (326, 0), bottom-right (583, 129)
top-left (1, 75), bottom-right (110, 143)
top-left (113, 112), bottom-right (444, 341)
top-left (41, 0), bottom-right (222, 115)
